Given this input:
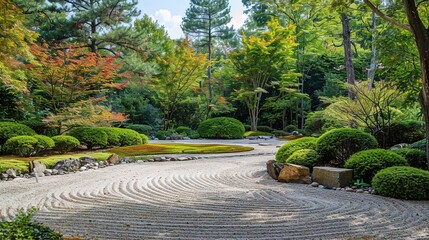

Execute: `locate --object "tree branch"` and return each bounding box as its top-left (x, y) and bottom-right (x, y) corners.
top-left (363, 0), bottom-right (411, 32)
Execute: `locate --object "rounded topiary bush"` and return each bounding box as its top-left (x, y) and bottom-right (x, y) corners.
top-left (33, 135), bottom-right (55, 155)
top-left (0, 122), bottom-right (36, 145)
top-left (316, 128), bottom-right (378, 167)
top-left (394, 148), bottom-right (428, 170)
top-left (99, 127), bottom-right (121, 146)
top-left (372, 166), bottom-right (429, 200)
top-left (175, 126), bottom-right (192, 136)
top-left (126, 124), bottom-right (153, 135)
top-left (117, 128), bottom-right (142, 146)
top-left (51, 135), bottom-right (80, 153)
top-left (155, 130), bottom-right (174, 140)
top-left (276, 137), bottom-right (317, 163)
top-left (68, 127), bottom-right (108, 149)
top-left (3, 136), bottom-right (39, 157)
top-left (286, 149), bottom-right (319, 169)
top-left (140, 134), bottom-right (149, 144)
top-left (344, 149), bottom-right (409, 183)
top-left (198, 117), bottom-right (245, 139)
top-left (284, 125), bottom-right (298, 133)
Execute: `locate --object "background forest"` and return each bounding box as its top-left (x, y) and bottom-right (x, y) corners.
top-left (0, 0), bottom-right (426, 148)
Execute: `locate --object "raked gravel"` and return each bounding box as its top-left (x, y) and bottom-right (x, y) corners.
top-left (0, 139), bottom-right (428, 239)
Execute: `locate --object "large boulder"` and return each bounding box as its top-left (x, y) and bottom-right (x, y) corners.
top-left (107, 154), bottom-right (120, 165)
top-left (79, 156), bottom-right (97, 166)
top-left (278, 163), bottom-right (311, 184)
top-left (266, 160), bottom-right (283, 180)
top-left (53, 158), bottom-right (81, 172)
top-left (312, 167), bottom-right (353, 188)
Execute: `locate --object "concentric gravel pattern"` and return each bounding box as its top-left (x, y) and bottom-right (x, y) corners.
top-left (1, 152), bottom-right (429, 239)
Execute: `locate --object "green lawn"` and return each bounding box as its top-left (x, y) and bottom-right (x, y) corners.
top-left (243, 131), bottom-right (273, 137)
top-left (108, 143), bottom-right (254, 156)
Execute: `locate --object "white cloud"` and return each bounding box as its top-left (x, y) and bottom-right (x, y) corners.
top-left (229, 4), bottom-right (247, 29)
top-left (151, 9), bottom-right (184, 39)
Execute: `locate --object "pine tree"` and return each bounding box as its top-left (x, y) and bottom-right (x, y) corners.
top-left (181, 0), bottom-right (233, 101)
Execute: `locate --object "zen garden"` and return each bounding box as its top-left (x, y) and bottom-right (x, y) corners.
top-left (0, 0), bottom-right (429, 239)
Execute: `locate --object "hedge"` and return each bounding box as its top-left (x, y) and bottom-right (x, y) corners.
top-left (51, 135), bottom-right (80, 153)
top-left (198, 117), bottom-right (245, 139)
top-left (68, 127), bottom-right (108, 149)
top-left (126, 124), bottom-right (153, 135)
top-left (0, 122), bottom-right (35, 145)
top-left (3, 136), bottom-right (38, 157)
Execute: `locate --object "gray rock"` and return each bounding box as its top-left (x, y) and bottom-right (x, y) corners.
top-left (6, 169), bottom-right (17, 178)
top-left (177, 157), bottom-right (188, 161)
top-left (52, 169), bottom-right (58, 175)
top-left (259, 143), bottom-right (272, 146)
top-left (79, 167), bottom-right (87, 171)
top-left (311, 182), bottom-right (319, 187)
top-left (170, 158), bottom-right (177, 161)
top-left (29, 160), bottom-right (46, 176)
top-left (136, 160), bottom-right (144, 164)
top-left (318, 185), bottom-right (324, 189)
top-left (356, 189), bottom-right (364, 193)
top-left (1, 173), bottom-right (9, 180)
top-left (364, 191), bottom-right (370, 194)
top-left (312, 167), bottom-right (353, 188)
top-left (345, 187), bottom-right (354, 192)
top-left (266, 160), bottom-right (280, 180)
top-left (53, 158), bottom-right (81, 172)
top-left (44, 169), bottom-right (53, 174)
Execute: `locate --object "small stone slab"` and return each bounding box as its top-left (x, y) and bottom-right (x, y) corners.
top-left (29, 160), bottom-right (46, 176)
top-left (312, 167), bottom-right (353, 188)
top-left (278, 163), bottom-right (311, 184)
top-left (107, 154), bottom-right (120, 165)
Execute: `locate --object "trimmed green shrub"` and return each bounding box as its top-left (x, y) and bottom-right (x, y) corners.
top-left (408, 139), bottom-right (426, 151)
top-left (175, 126), bottom-right (192, 136)
top-left (276, 137), bottom-right (317, 163)
top-left (243, 131), bottom-right (273, 137)
top-left (51, 135), bottom-right (80, 153)
top-left (304, 110), bottom-right (346, 135)
top-left (99, 127), bottom-right (121, 146)
top-left (68, 127), bottom-right (108, 149)
top-left (272, 130), bottom-right (288, 137)
top-left (0, 208), bottom-right (62, 239)
top-left (198, 117), bottom-right (245, 139)
top-left (395, 148), bottom-right (428, 170)
top-left (372, 166), bottom-right (429, 200)
top-left (284, 125), bottom-right (298, 133)
top-left (117, 128), bottom-right (142, 146)
top-left (33, 135), bottom-right (55, 155)
top-left (316, 128), bottom-right (378, 167)
top-left (257, 125), bottom-right (273, 133)
top-left (140, 134), bottom-right (149, 144)
top-left (0, 122), bottom-right (36, 145)
top-left (155, 130), bottom-right (175, 140)
top-left (3, 136), bottom-right (38, 157)
top-left (189, 130), bottom-right (200, 139)
top-left (126, 124), bottom-right (153, 135)
top-left (345, 149), bottom-right (409, 183)
top-left (374, 120), bottom-right (425, 148)
top-left (286, 149), bottom-right (319, 169)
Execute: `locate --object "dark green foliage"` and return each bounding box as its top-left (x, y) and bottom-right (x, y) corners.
top-left (99, 127), bottom-right (122, 146)
top-left (304, 111), bottom-right (345, 135)
top-left (316, 128), bottom-right (378, 166)
top-left (395, 148), bottom-right (428, 170)
top-left (257, 125), bottom-right (273, 133)
top-left (140, 134), bottom-right (149, 144)
top-left (345, 149), bottom-right (409, 183)
top-left (375, 120), bottom-right (425, 148)
top-left (408, 139), bottom-right (426, 151)
top-left (272, 130), bottom-right (288, 137)
top-left (68, 127), bottom-right (108, 149)
top-left (372, 166), bottom-right (429, 200)
top-left (117, 129), bottom-right (142, 146)
top-left (19, 120), bottom-right (57, 137)
top-left (126, 124), bottom-right (153, 135)
top-left (276, 137), bottom-right (317, 163)
top-left (0, 208), bottom-right (62, 239)
top-left (198, 117), bottom-right (245, 139)
top-left (3, 136), bottom-right (38, 157)
top-left (175, 126), bottom-right (192, 136)
top-left (286, 149), bottom-right (319, 169)
top-left (244, 124), bottom-right (251, 131)
top-left (33, 135), bottom-right (55, 155)
top-left (51, 135), bottom-right (80, 153)
top-left (0, 122), bottom-right (36, 145)
top-left (284, 125), bottom-right (298, 133)
top-left (189, 130), bottom-right (200, 139)
top-left (155, 130), bottom-right (175, 140)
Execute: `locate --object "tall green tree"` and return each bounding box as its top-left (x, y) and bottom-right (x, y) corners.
top-left (181, 0), bottom-right (233, 103)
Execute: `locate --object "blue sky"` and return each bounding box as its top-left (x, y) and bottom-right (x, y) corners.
top-left (136, 0), bottom-right (248, 39)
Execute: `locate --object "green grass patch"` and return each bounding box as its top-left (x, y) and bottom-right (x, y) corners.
top-left (108, 143), bottom-right (254, 156)
top-left (243, 131), bottom-right (273, 137)
top-left (277, 135), bottom-right (304, 141)
top-left (0, 152), bottom-right (112, 173)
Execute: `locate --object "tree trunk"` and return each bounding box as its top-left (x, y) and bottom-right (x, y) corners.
top-left (341, 13), bottom-right (355, 99)
top-left (367, 11), bottom-right (377, 89)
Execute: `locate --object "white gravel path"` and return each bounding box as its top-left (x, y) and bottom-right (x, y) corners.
top-left (0, 139), bottom-right (428, 239)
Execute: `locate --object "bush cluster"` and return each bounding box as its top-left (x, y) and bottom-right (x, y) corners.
top-left (198, 117), bottom-right (245, 139)
top-left (175, 126), bottom-right (192, 136)
top-left (304, 111), bottom-right (346, 135)
top-left (0, 122), bottom-right (36, 145)
top-left (99, 127), bottom-right (121, 146)
top-left (394, 148), bottom-right (428, 170)
top-left (276, 137), bottom-right (317, 163)
top-left (372, 166), bottom-right (429, 200)
top-left (284, 125), bottom-right (298, 133)
top-left (272, 130), bottom-right (288, 137)
top-left (155, 130), bottom-right (175, 140)
top-left (286, 149), bottom-right (319, 169)
top-left (69, 127), bottom-right (108, 149)
top-left (126, 124), bottom-right (153, 135)
top-left (316, 128), bottom-right (378, 167)
top-left (52, 135), bottom-right (80, 153)
top-left (140, 134), bottom-right (149, 144)
top-left (345, 149), bottom-right (409, 183)
top-left (117, 128), bottom-right (142, 146)
top-left (33, 135), bottom-right (55, 154)
top-left (3, 136), bottom-right (39, 157)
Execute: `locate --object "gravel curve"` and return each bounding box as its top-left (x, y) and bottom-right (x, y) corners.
top-left (0, 140), bottom-right (428, 239)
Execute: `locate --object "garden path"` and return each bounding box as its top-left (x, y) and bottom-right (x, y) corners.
top-left (0, 139), bottom-right (428, 239)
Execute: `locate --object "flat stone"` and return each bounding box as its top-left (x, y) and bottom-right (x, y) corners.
top-left (278, 163), bottom-right (311, 184)
top-left (6, 169), bottom-right (17, 178)
top-left (356, 189), bottom-right (364, 193)
top-left (311, 182), bottom-right (319, 187)
top-left (177, 157), bottom-right (188, 161)
top-left (79, 167), bottom-right (87, 171)
top-left (29, 160), bottom-right (47, 176)
top-left (136, 160), bottom-right (144, 164)
top-left (259, 143), bottom-right (272, 146)
top-left (312, 167), bottom-right (353, 188)
top-left (345, 187), bottom-right (354, 192)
